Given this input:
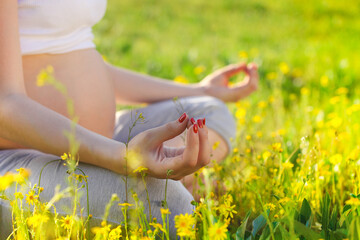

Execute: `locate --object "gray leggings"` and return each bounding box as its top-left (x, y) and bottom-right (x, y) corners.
top-left (0, 96), bottom-right (236, 238)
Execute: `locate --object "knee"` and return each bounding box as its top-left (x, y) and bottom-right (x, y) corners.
top-left (182, 96), bottom-right (228, 113)
top-left (181, 96), bottom-right (236, 147)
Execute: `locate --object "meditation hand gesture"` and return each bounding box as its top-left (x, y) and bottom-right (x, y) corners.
top-left (200, 62), bottom-right (259, 102)
top-left (127, 113), bottom-right (210, 180)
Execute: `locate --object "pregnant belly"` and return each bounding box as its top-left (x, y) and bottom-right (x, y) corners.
top-left (0, 49), bottom-right (116, 149)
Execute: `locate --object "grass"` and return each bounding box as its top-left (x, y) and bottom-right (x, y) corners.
top-left (2, 0), bottom-right (360, 239)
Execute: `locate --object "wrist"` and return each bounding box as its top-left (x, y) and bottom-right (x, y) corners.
top-left (192, 83), bottom-right (208, 97)
top-left (89, 139), bottom-right (127, 175)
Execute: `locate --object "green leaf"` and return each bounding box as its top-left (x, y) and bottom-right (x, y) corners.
top-left (288, 147), bottom-right (301, 171)
top-left (339, 207), bottom-right (351, 228)
top-left (293, 220), bottom-right (322, 240)
top-left (299, 198), bottom-right (312, 226)
top-left (259, 222), bottom-right (279, 240)
top-left (329, 228), bottom-right (348, 240)
top-left (349, 216), bottom-right (360, 240)
top-left (251, 210), bottom-right (269, 238)
top-left (342, 204), bottom-right (351, 213)
top-left (276, 224), bottom-right (291, 240)
top-left (320, 192), bottom-right (331, 237)
top-left (236, 211), bottom-right (251, 240)
top-left (329, 206), bottom-right (338, 231)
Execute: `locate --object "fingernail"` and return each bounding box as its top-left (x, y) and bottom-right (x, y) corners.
top-left (178, 113), bottom-right (187, 123)
top-left (193, 124), bottom-right (198, 133)
top-left (190, 118), bottom-right (196, 125)
top-left (197, 119), bottom-right (203, 128)
top-left (203, 118), bottom-right (206, 125)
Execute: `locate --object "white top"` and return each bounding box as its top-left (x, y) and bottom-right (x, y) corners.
top-left (18, 0), bottom-right (107, 55)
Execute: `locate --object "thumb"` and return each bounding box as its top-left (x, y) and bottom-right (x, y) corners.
top-left (147, 113), bottom-right (189, 145)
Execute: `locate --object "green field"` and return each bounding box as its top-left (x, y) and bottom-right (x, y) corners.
top-left (4, 0), bottom-right (360, 239)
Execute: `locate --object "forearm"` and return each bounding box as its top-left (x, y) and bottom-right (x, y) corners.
top-left (107, 64), bottom-right (206, 104)
top-left (0, 93), bottom-right (126, 174)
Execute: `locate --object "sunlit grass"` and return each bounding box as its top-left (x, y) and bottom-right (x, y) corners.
top-left (2, 0), bottom-right (360, 239)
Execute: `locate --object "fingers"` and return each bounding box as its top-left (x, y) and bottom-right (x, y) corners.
top-left (197, 119), bottom-right (211, 166)
top-left (248, 62), bottom-right (258, 71)
top-left (218, 63), bottom-right (247, 78)
top-left (147, 112), bottom-right (189, 146)
top-left (166, 118), bottom-right (210, 180)
top-left (247, 63), bottom-right (259, 91)
top-left (160, 124), bottom-right (199, 180)
top-left (182, 123), bottom-right (200, 170)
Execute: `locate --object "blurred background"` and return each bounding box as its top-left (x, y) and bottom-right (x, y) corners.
top-left (94, 0), bottom-right (360, 99)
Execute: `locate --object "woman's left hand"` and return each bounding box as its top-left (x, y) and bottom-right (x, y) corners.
top-left (199, 62), bottom-right (259, 102)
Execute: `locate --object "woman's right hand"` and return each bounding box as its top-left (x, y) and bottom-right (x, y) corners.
top-left (126, 113), bottom-right (210, 180)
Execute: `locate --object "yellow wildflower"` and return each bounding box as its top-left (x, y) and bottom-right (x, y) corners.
top-left (133, 166), bottom-right (148, 174)
top-left (346, 198), bottom-right (360, 206)
top-left (279, 197), bottom-right (290, 204)
top-left (257, 101), bottom-right (267, 109)
top-left (336, 87), bottom-right (348, 95)
top-left (277, 129), bottom-right (286, 136)
top-left (283, 162), bottom-right (294, 169)
top-left (109, 226), bottom-right (122, 240)
top-left (265, 203), bottom-right (276, 211)
top-left (292, 68), bottom-right (302, 78)
top-left (26, 190), bottom-right (38, 205)
top-left (320, 75), bottom-right (329, 87)
top-left (238, 50), bottom-right (248, 59)
top-left (272, 142), bottom-right (283, 152)
top-left (174, 213), bottom-right (195, 237)
top-left (252, 115), bottom-right (262, 123)
top-left (0, 173), bottom-right (15, 191)
top-left (235, 108), bottom-right (246, 119)
top-left (263, 151), bottom-right (271, 160)
top-left (279, 62), bottom-right (289, 74)
top-left (266, 72), bottom-right (277, 80)
top-left (301, 87), bottom-right (310, 95)
top-left (61, 153), bottom-right (68, 160)
top-left (149, 222), bottom-right (166, 233)
top-left (60, 215), bottom-right (73, 230)
top-left (209, 222), bottom-right (228, 240)
top-left (174, 75), bottom-right (189, 84)
top-left (246, 135), bottom-right (252, 141)
top-left (329, 96), bottom-right (341, 105)
top-left (213, 141), bottom-right (220, 150)
top-left (118, 202), bottom-right (134, 207)
top-left (14, 192), bottom-right (24, 199)
top-left (27, 214), bottom-right (49, 229)
top-left (92, 223), bottom-right (111, 236)
top-left (268, 96), bottom-right (275, 103)
top-left (218, 201), bottom-right (237, 219)
top-left (160, 208), bottom-right (171, 215)
top-left (36, 65), bottom-right (54, 87)
top-left (194, 65), bottom-right (205, 75)
top-left (329, 154), bottom-right (342, 165)
top-left (16, 168), bottom-right (30, 178)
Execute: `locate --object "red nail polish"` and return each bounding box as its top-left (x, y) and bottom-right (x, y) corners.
top-left (193, 124), bottom-right (198, 133)
top-left (203, 118), bottom-right (206, 125)
top-left (197, 119), bottom-right (203, 128)
top-left (190, 118), bottom-right (196, 125)
top-left (178, 113), bottom-right (187, 123)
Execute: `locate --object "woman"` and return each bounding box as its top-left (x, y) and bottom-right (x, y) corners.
top-left (0, 0), bottom-right (258, 237)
